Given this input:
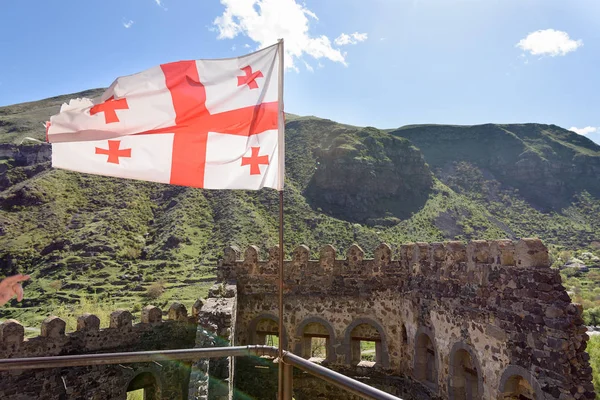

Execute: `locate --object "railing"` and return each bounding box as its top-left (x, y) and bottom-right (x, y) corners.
top-left (0, 345), bottom-right (401, 400)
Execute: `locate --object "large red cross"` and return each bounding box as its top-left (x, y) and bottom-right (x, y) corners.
top-left (90, 96), bottom-right (129, 124)
top-left (95, 140), bottom-right (131, 164)
top-left (237, 66), bottom-right (264, 90)
top-left (241, 147), bottom-right (269, 175)
top-left (147, 61), bottom-right (278, 188)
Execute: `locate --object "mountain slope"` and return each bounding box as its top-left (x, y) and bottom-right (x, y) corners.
top-left (1, 90), bottom-right (600, 326)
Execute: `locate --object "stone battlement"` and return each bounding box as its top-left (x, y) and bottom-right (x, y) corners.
top-left (0, 302), bottom-right (198, 359)
top-left (0, 302), bottom-right (198, 400)
top-left (211, 239), bottom-right (595, 400)
top-left (219, 239), bottom-right (550, 293)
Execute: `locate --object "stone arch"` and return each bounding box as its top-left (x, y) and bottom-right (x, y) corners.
top-left (294, 316), bottom-right (336, 363)
top-left (248, 313), bottom-right (288, 349)
top-left (498, 365), bottom-right (544, 400)
top-left (343, 317), bottom-right (390, 368)
top-left (448, 342), bottom-right (483, 400)
top-left (413, 326), bottom-right (439, 391)
top-left (127, 370), bottom-right (162, 400)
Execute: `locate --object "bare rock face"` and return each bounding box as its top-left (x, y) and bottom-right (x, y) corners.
top-left (306, 127), bottom-right (434, 225)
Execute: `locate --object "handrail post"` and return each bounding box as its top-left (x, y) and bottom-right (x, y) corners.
top-left (283, 361), bottom-right (293, 400)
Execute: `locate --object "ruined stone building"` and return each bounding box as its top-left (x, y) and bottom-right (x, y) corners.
top-left (0, 239), bottom-right (595, 399)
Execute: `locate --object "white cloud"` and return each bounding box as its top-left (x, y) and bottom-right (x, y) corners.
top-left (516, 29), bottom-right (582, 57)
top-left (154, 0), bottom-right (167, 10)
top-left (334, 32), bottom-right (368, 46)
top-left (244, 43), bottom-right (251, 48)
top-left (569, 126), bottom-right (597, 135)
top-left (122, 20), bottom-right (134, 29)
top-left (231, 45), bottom-right (237, 51)
top-left (212, 0), bottom-right (365, 70)
top-left (303, 60), bottom-right (314, 72)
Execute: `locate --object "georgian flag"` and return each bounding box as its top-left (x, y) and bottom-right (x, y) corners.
top-left (47, 42), bottom-right (284, 190)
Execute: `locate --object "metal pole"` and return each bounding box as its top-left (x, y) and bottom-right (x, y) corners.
top-left (276, 37), bottom-right (286, 400)
top-left (0, 346), bottom-right (261, 370)
top-left (0, 346), bottom-right (402, 400)
top-left (277, 189), bottom-right (285, 400)
top-left (283, 361), bottom-right (293, 400)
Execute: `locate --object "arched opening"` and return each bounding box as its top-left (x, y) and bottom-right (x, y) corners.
top-left (501, 375), bottom-right (536, 400)
top-left (450, 349), bottom-right (480, 400)
top-left (302, 322), bottom-right (330, 361)
top-left (414, 332), bottom-right (437, 386)
top-left (350, 323), bottom-right (382, 366)
top-left (127, 372), bottom-right (160, 400)
top-left (254, 318), bottom-right (280, 347)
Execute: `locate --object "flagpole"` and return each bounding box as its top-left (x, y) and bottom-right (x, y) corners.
top-left (276, 38), bottom-right (286, 400)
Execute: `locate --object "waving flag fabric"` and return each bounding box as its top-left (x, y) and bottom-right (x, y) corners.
top-left (48, 42), bottom-right (284, 190)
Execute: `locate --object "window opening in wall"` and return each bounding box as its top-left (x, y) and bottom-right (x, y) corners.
top-left (451, 349), bottom-right (480, 400)
top-left (127, 372), bottom-right (159, 400)
top-left (401, 325), bottom-right (408, 344)
top-left (360, 340), bottom-right (377, 362)
top-left (310, 337), bottom-right (327, 358)
top-left (302, 322), bottom-right (331, 361)
top-left (501, 376), bottom-right (536, 400)
top-left (254, 318), bottom-right (280, 352)
top-left (350, 323), bottom-right (382, 367)
top-left (265, 334), bottom-right (279, 347)
top-left (415, 333), bottom-right (437, 386)
top-left (127, 389), bottom-right (145, 400)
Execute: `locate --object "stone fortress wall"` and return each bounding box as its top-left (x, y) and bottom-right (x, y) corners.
top-left (0, 238), bottom-right (594, 400)
top-left (213, 238), bottom-right (595, 400)
top-left (0, 303), bottom-right (197, 399)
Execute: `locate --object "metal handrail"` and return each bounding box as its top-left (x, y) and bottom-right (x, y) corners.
top-left (0, 345), bottom-right (401, 400)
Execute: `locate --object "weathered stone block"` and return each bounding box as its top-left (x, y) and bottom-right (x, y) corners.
top-left (41, 316), bottom-right (66, 338)
top-left (400, 243), bottom-right (416, 267)
top-left (346, 244), bottom-right (364, 266)
top-left (77, 313), bottom-right (100, 331)
top-left (223, 245), bottom-right (241, 264)
top-left (0, 319), bottom-right (24, 345)
top-left (445, 241), bottom-right (466, 263)
top-left (490, 239), bottom-right (515, 266)
top-left (467, 240), bottom-right (492, 265)
top-left (319, 245), bottom-right (336, 270)
top-left (293, 245), bottom-right (310, 265)
top-left (431, 242), bottom-right (445, 262)
top-left (374, 243), bottom-right (392, 267)
top-left (268, 245), bottom-right (280, 262)
top-left (192, 299), bottom-right (204, 318)
top-left (110, 310), bottom-right (133, 329)
top-left (516, 238), bottom-right (549, 268)
top-left (169, 302), bottom-right (188, 321)
top-left (142, 305), bottom-right (162, 324)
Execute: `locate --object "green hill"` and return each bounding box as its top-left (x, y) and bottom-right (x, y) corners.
top-left (1, 90), bottom-right (600, 328)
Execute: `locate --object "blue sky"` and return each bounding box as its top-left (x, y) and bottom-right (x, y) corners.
top-left (0, 0), bottom-right (599, 137)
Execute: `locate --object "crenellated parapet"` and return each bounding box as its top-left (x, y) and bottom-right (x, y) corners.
top-left (0, 302), bottom-right (196, 360)
top-left (219, 239), bottom-right (551, 296)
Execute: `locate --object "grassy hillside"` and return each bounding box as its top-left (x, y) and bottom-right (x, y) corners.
top-left (1, 91), bottom-right (600, 332)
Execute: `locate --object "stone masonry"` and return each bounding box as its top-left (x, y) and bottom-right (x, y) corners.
top-left (201, 238), bottom-right (595, 400)
top-left (0, 238), bottom-right (594, 399)
top-left (0, 303), bottom-right (197, 400)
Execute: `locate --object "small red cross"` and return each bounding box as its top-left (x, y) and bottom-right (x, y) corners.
top-left (237, 66), bottom-right (264, 90)
top-left (241, 147), bottom-right (269, 175)
top-left (90, 96), bottom-right (129, 124)
top-left (95, 140), bottom-right (131, 164)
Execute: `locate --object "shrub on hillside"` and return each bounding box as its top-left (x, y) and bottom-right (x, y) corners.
top-left (146, 280), bottom-right (165, 299)
top-left (584, 308), bottom-right (600, 326)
